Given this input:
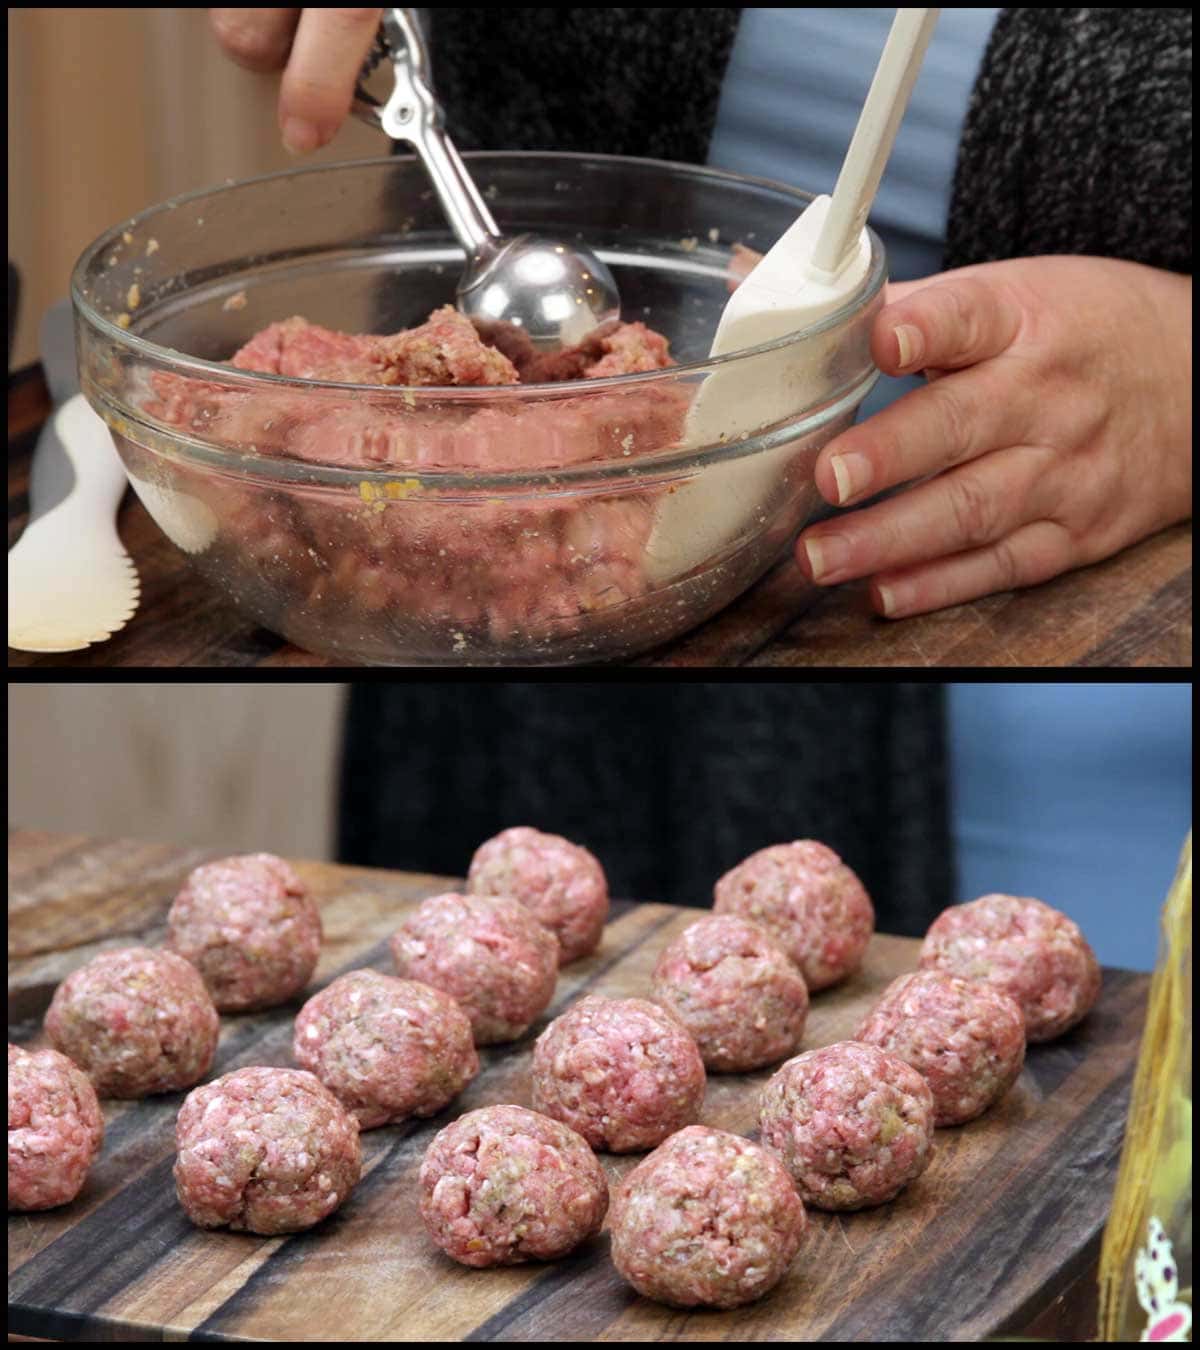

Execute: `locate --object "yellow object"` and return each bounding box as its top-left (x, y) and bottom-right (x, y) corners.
top-left (1098, 833), bottom-right (1192, 1342)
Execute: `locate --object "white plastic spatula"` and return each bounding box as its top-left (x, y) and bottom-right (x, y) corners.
top-left (645, 8), bottom-right (940, 583)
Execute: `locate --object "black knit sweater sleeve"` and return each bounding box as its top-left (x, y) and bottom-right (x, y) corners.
top-left (945, 8), bottom-right (1192, 274)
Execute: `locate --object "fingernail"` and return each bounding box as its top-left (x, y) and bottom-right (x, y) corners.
top-left (876, 582), bottom-right (910, 617)
top-left (282, 117), bottom-right (321, 156)
top-left (804, 533), bottom-right (852, 582)
top-left (894, 324), bottom-right (924, 370)
top-left (829, 451), bottom-right (873, 505)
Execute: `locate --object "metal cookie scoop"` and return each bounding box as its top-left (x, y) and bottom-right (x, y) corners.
top-left (353, 8), bottom-right (620, 352)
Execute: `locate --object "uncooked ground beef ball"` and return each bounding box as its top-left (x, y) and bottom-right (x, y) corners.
top-left (390, 892), bottom-right (559, 1045)
top-left (531, 996), bottom-right (705, 1152)
top-left (713, 841), bottom-right (874, 991)
top-left (44, 947), bottom-right (220, 1098)
top-left (419, 1104), bottom-right (607, 1267)
top-left (609, 1126), bottom-right (807, 1309)
top-left (651, 915), bottom-right (809, 1072)
top-left (8, 1044), bottom-right (104, 1211)
top-left (174, 1066), bottom-right (361, 1235)
top-left (919, 894), bottom-right (1101, 1042)
top-left (759, 1041), bottom-right (934, 1210)
top-left (855, 970), bottom-right (1026, 1126)
top-left (467, 826), bottom-right (608, 964)
top-left (293, 969), bottom-right (479, 1129)
top-left (166, 853), bottom-right (322, 1012)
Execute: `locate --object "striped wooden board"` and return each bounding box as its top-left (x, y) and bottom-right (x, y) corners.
top-left (8, 830), bottom-right (1149, 1341)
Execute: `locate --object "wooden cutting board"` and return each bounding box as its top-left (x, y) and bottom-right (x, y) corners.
top-left (7, 830), bottom-right (1149, 1342)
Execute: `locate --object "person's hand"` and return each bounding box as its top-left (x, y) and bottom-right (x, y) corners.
top-left (795, 255), bottom-right (1193, 618)
top-left (209, 8), bottom-right (381, 154)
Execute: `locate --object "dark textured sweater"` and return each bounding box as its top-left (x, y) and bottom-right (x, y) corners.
top-left (429, 8), bottom-right (742, 164)
top-left (944, 8), bottom-right (1192, 273)
top-left (339, 683), bottom-right (952, 935)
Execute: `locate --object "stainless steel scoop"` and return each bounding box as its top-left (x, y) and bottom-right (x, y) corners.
top-left (353, 8), bottom-right (620, 352)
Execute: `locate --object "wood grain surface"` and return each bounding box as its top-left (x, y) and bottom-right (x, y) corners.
top-left (8, 830), bottom-right (1147, 1343)
top-left (8, 365), bottom-right (1192, 669)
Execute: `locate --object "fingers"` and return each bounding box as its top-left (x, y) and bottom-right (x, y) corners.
top-left (278, 7), bottom-right (381, 153)
top-left (868, 519), bottom-right (1079, 619)
top-left (814, 362), bottom-right (1035, 507)
top-left (797, 444), bottom-right (1056, 587)
top-left (872, 273), bottom-right (1024, 377)
top-left (210, 9), bottom-right (300, 72)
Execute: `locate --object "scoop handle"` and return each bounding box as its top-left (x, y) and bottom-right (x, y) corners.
top-left (811, 8), bottom-right (940, 279)
top-left (360, 8), bottom-right (501, 256)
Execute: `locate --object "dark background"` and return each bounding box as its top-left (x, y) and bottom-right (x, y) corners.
top-left (339, 681), bottom-right (952, 936)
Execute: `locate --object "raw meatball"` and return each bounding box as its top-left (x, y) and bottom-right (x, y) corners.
top-left (467, 826), bottom-right (608, 964)
top-left (609, 1126), bottom-right (807, 1309)
top-left (419, 1104), bottom-right (607, 1266)
top-left (166, 852), bottom-right (322, 1012)
top-left (651, 915), bottom-right (809, 1072)
top-left (713, 841), bottom-right (875, 990)
top-left (293, 969), bottom-right (479, 1129)
top-left (390, 892), bottom-right (559, 1045)
top-left (44, 947), bottom-right (219, 1099)
top-left (759, 1041), bottom-right (934, 1210)
top-left (919, 894), bottom-right (1102, 1042)
top-left (531, 996), bottom-right (705, 1152)
top-left (8, 1044), bottom-right (104, 1211)
top-left (174, 1065), bottom-right (361, 1235)
top-left (855, 971), bottom-right (1026, 1126)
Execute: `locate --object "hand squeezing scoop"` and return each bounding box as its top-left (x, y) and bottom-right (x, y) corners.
top-left (645, 8), bottom-right (940, 583)
top-left (353, 8), bottom-right (620, 351)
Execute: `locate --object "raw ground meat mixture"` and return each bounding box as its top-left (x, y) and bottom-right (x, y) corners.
top-left (467, 826), bottom-right (609, 964)
top-left (650, 914), bottom-right (809, 1072)
top-left (139, 307), bottom-right (686, 649)
top-left (919, 894), bottom-right (1101, 1043)
top-left (44, 947), bottom-right (220, 1099)
top-left (419, 1104), bottom-right (608, 1267)
top-left (759, 1040), bottom-right (935, 1211)
top-left (609, 1125), bottom-right (807, 1309)
top-left (166, 853), bottom-right (322, 1012)
top-left (389, 892), bottom-right (559, 1045)
top-left (531, 995), bottom-right (705, 1153)
top-left (231, 307), bottom-right (672, 389)
top-left (293, 969), bottom-right (479, 1129)
top-left (855, 971), bottom-right (1026, 1126)
top-left (174, 1065), bottom-right (361, 1235)
top-left (8, 1044), bottom-right (104, 1211)
top-left (713, 841), bottom-right (875, 991)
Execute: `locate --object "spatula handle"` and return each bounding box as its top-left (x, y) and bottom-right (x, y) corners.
top-left (812, 8), bottom-right (940, 279)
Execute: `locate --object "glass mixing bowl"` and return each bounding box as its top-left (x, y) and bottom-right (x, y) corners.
top-left (73, 153), bottom-right (885, 665)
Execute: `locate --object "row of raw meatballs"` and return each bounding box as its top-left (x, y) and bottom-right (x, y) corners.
top-left (9, 831), bottom-right (1101, 1312)
top-left (8, 829), bottom-right (607, 1215)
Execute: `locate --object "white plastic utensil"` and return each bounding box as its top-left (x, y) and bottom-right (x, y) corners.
top-left (8, 393), bottom-right (140, 653)
top-left (645, 8), bottom-right (940, 583)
